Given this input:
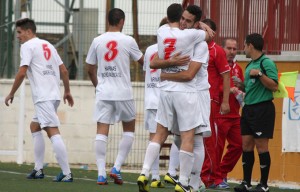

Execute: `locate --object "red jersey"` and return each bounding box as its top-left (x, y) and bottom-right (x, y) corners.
top-left (217, 61), bottom-right (244, 118)
top-left (207, 41), bottom-right (230, 103)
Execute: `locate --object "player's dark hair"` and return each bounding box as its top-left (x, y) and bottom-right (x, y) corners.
top-left (159, 17), bottom-right (168, 27)
top-left (202, 18), bottom-right (217, 32)
top-left (186, 5), bottom-right (202, 22)
top-left (108, 8), bottom-right (125, 26)
top-left (16, 18), bottom-right (36, 34)
top-left (167, 3), bottom-right (183, 23)
top-left (245, 33), bottom-right (264, 51)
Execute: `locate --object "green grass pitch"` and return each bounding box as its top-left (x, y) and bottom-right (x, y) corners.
top-left (0, 162), bottom-right (298, 192)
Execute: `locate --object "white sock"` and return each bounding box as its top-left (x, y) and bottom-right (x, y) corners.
top-left (141, 142), bottom-right (161, 178)
top-left (168, 141), bottom-right (179, 176)
top-left (179, 150), bottom-right (194, 186)
top-left (189, 135), bottom-right (204, 190)
top-left (95, 134), bottom-right (107, 177)
top-left (32, 131), bottom-right (45, 170)
top-left (50, 134), bottom-right (71, 175)
top-left (151, 152), bottom-right (160, 181)
top-left (113, 132), bottom-right (134, 171)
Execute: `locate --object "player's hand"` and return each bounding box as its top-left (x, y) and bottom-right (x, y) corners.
top-left (220, 102), bottom-right (230, 115)
top-left (199, 21), bottom-right (215, 38)
top-left (170, 52), bottom-right (190, 66)
top-left (230, 87), bottom-right (239, 94)
top-left (232, 76), bottom-right (244, 90)
top-left (63, 92), bottom-right (74, 107)
top-left (5, 94), bottom-right (14, 106)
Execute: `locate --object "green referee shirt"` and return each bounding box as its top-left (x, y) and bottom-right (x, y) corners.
top-left (244, 54), bottom-right (278, 105)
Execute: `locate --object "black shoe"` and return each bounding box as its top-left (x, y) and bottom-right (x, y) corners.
top-left (249, 183), bottom-right (269, 192)
top-left (27, 169), bottom-right (44, 179)
top-left (53, 172), bottom-right (73, 182)
top-left (234, 181), bottom-right (252, 192)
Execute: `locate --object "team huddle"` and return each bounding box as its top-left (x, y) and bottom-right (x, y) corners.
top-left (4, 2), bottom-right (278, 192)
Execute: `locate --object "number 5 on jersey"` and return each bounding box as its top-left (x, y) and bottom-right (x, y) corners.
top-left (42, 44), bottom-right (51, 60)
top-left (105, 41), bottom-right (118, 62)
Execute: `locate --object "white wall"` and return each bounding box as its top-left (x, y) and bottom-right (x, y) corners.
top-left (0, 80), bottom-right (173, 168)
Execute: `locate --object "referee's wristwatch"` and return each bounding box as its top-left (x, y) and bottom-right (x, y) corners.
top-left (258, 71), bottom-right (263, 77)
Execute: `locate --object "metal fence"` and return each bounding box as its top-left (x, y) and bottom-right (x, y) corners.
top-left (0, 0), bottom-right (300, 79)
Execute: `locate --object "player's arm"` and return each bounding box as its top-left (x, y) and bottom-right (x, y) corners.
top-left (137, 55), bottom-right (144, 66)
top-left (233, 78), bottom-right (245, 92)
top-left (220, 71), bottom-right (230, 114)
top-left (4, 66), bottom-right (28, 106)
top-left (150, 53), bottom-right (190, 69)
top-left (87, 64), bottom-right (98, 88)
top-left (160, 61), bottom-right (202, 82)
top-left (59, 64), bottom-right (74, 107)
top-left (249, 69), bottom-right (278, 92)
top-left (199, 22), bottom-right (215, 42)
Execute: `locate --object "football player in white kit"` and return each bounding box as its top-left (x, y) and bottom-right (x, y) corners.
top-left (150, 5), bottom-right (212, 192)
top-left (137, 3), bottom-right (212, 192)
top-left (143, 17), bottom-right (190, 189)
top-left (86, 8), bottom-right (143, 185)
top-left (5, 18), bottom-right (74, 182)
top-left (143, 19), bottom-right (165, 188)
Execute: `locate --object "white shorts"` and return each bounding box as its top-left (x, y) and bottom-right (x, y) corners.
top-left (94, 100), bottom-right (136, 124)
top-left (171, 90), bottom-right (211, 136)
top-left (144, 109), bottom-right (158, 133)
top-left (32, 100), bottom-right (60, 128)
top-left (155, 91), bottom-right (202, 132)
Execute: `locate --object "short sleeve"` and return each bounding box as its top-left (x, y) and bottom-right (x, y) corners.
top-left (215, 47), bottom-right (230, 74)
top-left (129, 37), bottom-right (143, 61)
top-left (86, 39), bottom-right (97, 65)
top-left (192, 41), bottom-right (209, 63)
top-left (20, 43), bottom-right (33, 67)
top-left (264, 59), bottom-right (278, 82)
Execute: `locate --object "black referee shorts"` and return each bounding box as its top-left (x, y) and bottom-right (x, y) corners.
top-left (241, 100), bottom-right (275, 139)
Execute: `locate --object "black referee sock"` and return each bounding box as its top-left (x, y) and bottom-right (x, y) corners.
top-left (242, 151), bottom-right (254, 186)
top-left (259, 151), bottom-right (271, 186)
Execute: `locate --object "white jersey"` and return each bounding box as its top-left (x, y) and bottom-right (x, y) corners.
top-left (86, 32), bottom-right (143, 100)
top-left (143, 44), bottom-right (160, 110)
top-left (20, 37), bottom-right (62, 104)
top-left (192, 41), bottom-right (210, 91)
top-left (157, 24), bottom-right (206, 92)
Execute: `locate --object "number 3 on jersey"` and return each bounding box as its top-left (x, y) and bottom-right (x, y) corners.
top-left (105, 41), bottom-right (118, 62)
top-left (42, 44), bottom-right (51, 60)
top-left (164, 38), bottom-right (176, 59)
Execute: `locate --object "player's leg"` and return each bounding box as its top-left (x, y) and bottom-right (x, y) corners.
top-left (110, 100), bottom-right (136, 184)
top-left (234, 104), bottom-right (255, 191)
top-left (176, 129), bottom-right (195, 188)
top-left (201, 101), bottom-right (218, 188)
top-left (95, 122), bottom-right (110, 185)
top-left (93, 100), bottom-right (114, 184)
top-left (144, 109), bottom-right (164, 187)
top-left (138, 123), bottom-right (169, 192)
top-left (214, 118), bottom-right (230, 188)
top-left (109, 120), bottom-right (134, 185)
top-left (45, 126), bottom-right (72, 182)
top-left (189, 134), bottom-right (204, 191)
top-left (164, 140), bottom-right (179, 185)
top-left (27, 120), bottom-right (45, 179)
top-left (252, 101), bottom-right (275, 191)
top-left (37, 100), bottom-right (72, 182)
top-left (149, 133), bottom-right (164, 188)
top-left (219, 118), bottom-right (242, 185)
